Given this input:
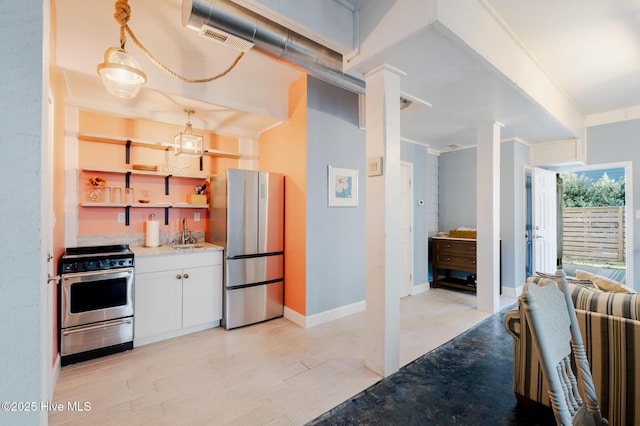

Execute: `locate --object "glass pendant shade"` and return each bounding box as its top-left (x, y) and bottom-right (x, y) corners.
top-left (97, 47), bottom-right (147, 98)
top-left (174, 111), bottom-right (203, 157)
top-left (174, 131), bottom-right (203, 157)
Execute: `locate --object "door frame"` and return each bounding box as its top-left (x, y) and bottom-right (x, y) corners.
top-left (559, 161), bottom-right (634, 285)
top-left (41, 89), bottom-right (55, 404)
top-left (400, 161), bottom-right (414, 297)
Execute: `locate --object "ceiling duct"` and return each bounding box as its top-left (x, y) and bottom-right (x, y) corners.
top-left (182, 0), bottom-right (366, 94)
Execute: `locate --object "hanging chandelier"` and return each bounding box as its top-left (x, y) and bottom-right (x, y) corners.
top-left (174, 109), bottom-right (203, 157)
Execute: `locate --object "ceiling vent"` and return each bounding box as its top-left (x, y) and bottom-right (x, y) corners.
top-left (198, 24), bottom-right (254, 52)
top-left (184, 0), bottom-right (365, 94)
top-left (444, 143), bottom-right (465, 151)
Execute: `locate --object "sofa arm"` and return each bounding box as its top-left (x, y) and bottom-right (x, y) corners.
top-left (509, 294), bottom-right (640, 426)
top-left (503, 308), bottom-right (521, 339)
top-left (575, 309), bottom-right (640, 426)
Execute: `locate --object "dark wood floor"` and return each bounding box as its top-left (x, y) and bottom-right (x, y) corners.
top-left (308, 308), bottom-right (556, 426)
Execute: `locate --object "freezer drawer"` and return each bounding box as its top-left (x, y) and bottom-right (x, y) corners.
top-left (226, 254), bottom-right (283, 288)
top-left (224, 281), bottom-right (283, 329)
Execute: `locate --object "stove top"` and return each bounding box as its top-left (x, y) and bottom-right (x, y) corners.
top-left (61, 244), bottom-right (134, 273)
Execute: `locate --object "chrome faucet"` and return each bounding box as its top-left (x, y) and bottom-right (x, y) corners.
top-left (181, 218), bottom-right (196, 244)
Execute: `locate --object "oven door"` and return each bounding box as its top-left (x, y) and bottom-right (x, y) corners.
top-left (61, 268), bottom-right (134, 328)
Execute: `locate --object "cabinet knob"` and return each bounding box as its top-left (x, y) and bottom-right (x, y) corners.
top-left (176, 274), bottom-right (182, 279)
top-left (183, 273), bottom-right (189, 279)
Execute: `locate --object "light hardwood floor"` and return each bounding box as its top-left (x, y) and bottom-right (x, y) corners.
top-left (50, 288), bottom-right (516, 425)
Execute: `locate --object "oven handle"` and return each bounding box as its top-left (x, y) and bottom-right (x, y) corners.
top-left (61, 268), bottom-right (134, 280)
top-left (62, 318), bottom-right (133, 334)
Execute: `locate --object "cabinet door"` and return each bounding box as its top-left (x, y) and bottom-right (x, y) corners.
top-left (182, 265), bottom-right (222, 328)
top-left (134, 270), bottom-right (182, 340)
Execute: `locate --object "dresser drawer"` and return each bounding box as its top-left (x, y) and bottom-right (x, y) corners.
top-left (434, 253), bottom-right (477, 272)
top-left (434, 239), bottom-right (477, 256)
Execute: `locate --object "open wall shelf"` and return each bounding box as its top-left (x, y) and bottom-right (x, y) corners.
top-left (79, 133), bottom-right (215, 226)
top-left (79, 133), bottom-right (243, 159)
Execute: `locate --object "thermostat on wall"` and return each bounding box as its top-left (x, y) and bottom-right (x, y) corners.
top-left (367, 156), bottom-right (383, 176)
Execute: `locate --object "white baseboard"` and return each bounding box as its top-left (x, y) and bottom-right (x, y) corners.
top-left (502, 286), bottom-right (523, 298)
top-left (283, 306), bottom-right (306, 328)
top-left (284, 300), bottom-right (366, 329)
top-left (411, 282), bottom-right (428, 295)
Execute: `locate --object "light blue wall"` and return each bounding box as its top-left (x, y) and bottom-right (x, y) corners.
top-left (438, 141), bottom-right (530, 289)
top-left (303, 78), bottom-right (441, 313)
top-left (587, 119), bottom-right (640, 284)
top-left (305, 77), bottom-right (367, 315)
top-left (425, 153), bottom-right (439, 236)
top-left (438, 148), bottom-right (477, 230)
top-left (401, 142), bottom-right (430, 286)
top-left (500, 141), bottom-right (530, 287)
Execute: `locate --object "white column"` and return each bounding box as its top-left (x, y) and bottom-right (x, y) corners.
top-left (237, 136), bottom-right (258, 170)
top-left (0, 0), bottom-right (48, 422)
top-left (476, 122), bottom-right (502, 313)
top-left (365, 64), bottom-right (404, 377)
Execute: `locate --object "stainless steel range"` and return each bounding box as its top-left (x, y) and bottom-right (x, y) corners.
top-left (59, 244), bottom-right (134, 366)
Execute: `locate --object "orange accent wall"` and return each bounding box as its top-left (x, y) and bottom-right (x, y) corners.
top-left (76, 111), bottom-right (238, 237)
top-left (259, 76), bottom-right (307, 315)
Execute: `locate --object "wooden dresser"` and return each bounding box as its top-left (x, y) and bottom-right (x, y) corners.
top-left (431, 237), bottom-right (501, 293)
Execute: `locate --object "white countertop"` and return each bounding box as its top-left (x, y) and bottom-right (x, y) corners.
top-left (131, 243), bottom-right (224, 257)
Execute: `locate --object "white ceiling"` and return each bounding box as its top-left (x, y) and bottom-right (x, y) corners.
top-left (487, 0), bottom-right (640, 116)
top-left (54, 0), bottom-right (640, 152)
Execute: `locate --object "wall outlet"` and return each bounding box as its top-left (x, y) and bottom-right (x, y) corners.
top-left (117, 212), bottom-right (125, 223)
top-left (194, 212), bottom-right (201, 222)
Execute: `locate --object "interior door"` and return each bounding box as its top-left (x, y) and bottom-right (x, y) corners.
top-left (399, 162), bottom-right (414, 298)
top-left (532, 167), bottom-right (558, 274)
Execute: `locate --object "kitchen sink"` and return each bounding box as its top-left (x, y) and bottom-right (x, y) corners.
top-left (171, 244), bottom-right (205, 249)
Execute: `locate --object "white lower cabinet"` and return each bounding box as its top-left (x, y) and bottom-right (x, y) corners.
top-left (182, 264), bottom-right (221, 328)
top-left (134, 251), bottom-right (222, 346)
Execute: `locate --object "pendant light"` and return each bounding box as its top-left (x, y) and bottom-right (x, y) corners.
top-left (175, 109), bottom-right (203, 157)
top-left (97, 47), bottom-right (147, 98)
top-left (97, 1), bottom-right (147, 98)
top-left (96, 0), bottom-right (247, 99)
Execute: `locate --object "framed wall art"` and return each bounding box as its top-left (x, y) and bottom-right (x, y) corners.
top-left (328, 165), bottom-right (358, 207)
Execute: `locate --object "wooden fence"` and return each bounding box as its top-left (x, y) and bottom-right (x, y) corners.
top-left (562, 206), bottom-right (625, 263)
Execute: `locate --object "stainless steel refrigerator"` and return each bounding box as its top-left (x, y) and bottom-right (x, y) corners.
top-left (210, 169), bottom-right (285, 330)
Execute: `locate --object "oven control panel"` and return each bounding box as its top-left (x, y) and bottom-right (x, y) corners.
top-left (61, 257), bottom-right (134, 273)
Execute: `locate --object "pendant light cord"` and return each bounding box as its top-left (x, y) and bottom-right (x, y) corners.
top-left (113, 0), bottom-right (245, 84)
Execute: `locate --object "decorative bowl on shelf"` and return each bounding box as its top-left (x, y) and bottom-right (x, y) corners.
top-left (138, 189), bottom-right (151, 203)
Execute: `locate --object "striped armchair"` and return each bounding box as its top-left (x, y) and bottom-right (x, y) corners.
top-left (504, 276), bottom-right (640, 426)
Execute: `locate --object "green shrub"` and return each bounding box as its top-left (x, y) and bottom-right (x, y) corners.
top-left (561, 172), bottom-right (625, 207)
